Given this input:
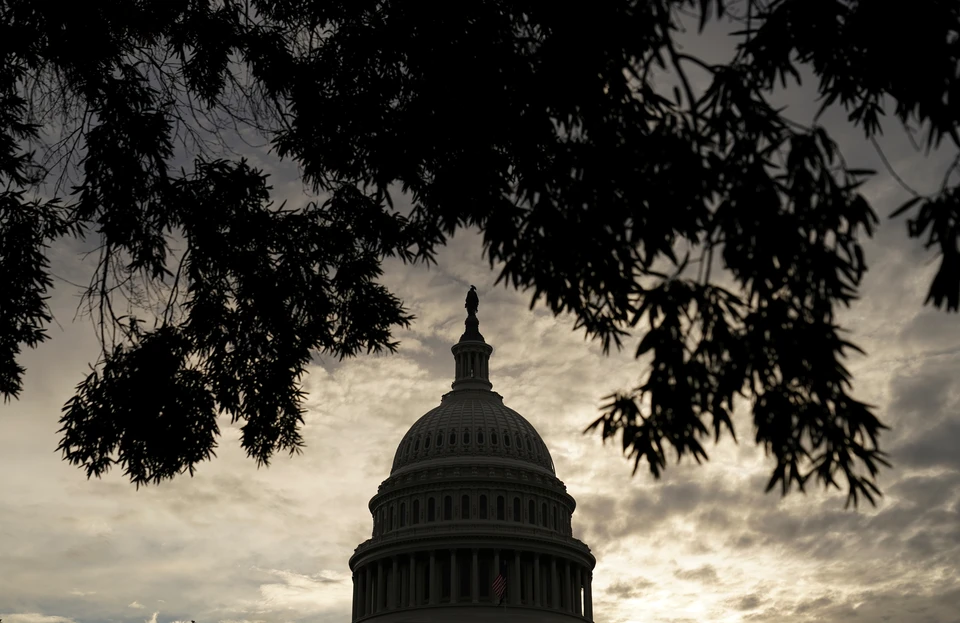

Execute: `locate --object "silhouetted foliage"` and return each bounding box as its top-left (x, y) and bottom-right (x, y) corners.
top-left (2, 0), bottom-right (958, 505)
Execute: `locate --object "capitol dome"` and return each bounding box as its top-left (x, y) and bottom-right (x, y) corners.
top-left (390, 391), bottom-right (556, 477)
top-left (349, 290), bottom-right (596, 622)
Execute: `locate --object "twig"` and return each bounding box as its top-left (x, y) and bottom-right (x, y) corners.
top-left (870, 136), bottom-right (923, 198)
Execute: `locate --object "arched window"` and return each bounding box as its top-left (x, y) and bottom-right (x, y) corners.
top-left (449, 431), bottom-right (457, 446)
top-left (461, 494), bottom-right (470, 519)
top-left (479, 495), bottom-right (488, 519)
top-left (497, 496), bottom-right (505, 520)
top-left (503, 432), bottom-right (511, 448)
top-left (528, 499), bottom-right (536, 524)
top-left (403, 441), bottom-right (410, 457)
top-left (413, 499), bottom-right (420, 524)
top-left (525, 436), bottom-right (532, 452)
top-left (424, 434), bottom-right (431, 450)
top-left (477, 430), bottom-right (485, 445)
top-left (515, 434), bottom-right (522, 449)
top-left (428, 497), bottom-right (436, 522)
top-left (552, 506), bottom-right (558, 529)
top-left (463, 430), bottom-right (470, 445)
top-left (400, 502), bottom-right (407, 527)
top-left (444, 495), bottom-right (453, 520)
top-left (513, 497), bottom-right (521, 522)
top-left (414, 436), bottom-right (421, 451)
top-left (491, 432), bottom-right (499, 446)
top-left (541, 502), bottom-right (548, 527)
top-left (389, 505), bottom-right (395, 530)
top-left (437, 432), bottom-right (444, 448)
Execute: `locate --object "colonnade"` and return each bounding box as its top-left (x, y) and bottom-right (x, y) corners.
top-left (352, 548), bottom-right (593, 621)
top-left (455, 347), bottom-right (489, 381)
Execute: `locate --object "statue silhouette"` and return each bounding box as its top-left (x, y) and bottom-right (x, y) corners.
top-left (465, 285), bottom-right (479, 316)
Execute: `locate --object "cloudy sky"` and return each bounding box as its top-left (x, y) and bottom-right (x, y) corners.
top-left (2, 14), bottom-right (960, 623)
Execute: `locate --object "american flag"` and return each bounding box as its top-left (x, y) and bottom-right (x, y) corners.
top-left (492, 560), bottom-right (507, 604)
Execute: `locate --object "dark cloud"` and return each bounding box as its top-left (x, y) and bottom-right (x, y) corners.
top-left (888, 471), bottom-right (960, 509)
top-left (894, 418), bottom-right (960, 472)
top-left (838, 584), bottom-right (960, 623)
top-left (897, 308), bottom-right (960, 351)
top-left (744, 607), bottom-right (790, 621)
top-left (574, 476), bottom-right (759, 559)
top-left (888, 365), bottom-right (957, 423)
top-left (730, 533), bottom-right (756, 549)
top-left (619, 478), bottom-right (751, 530)
top-left (795, 595), bottom-right (833, 614)
top-left (605, 577), bottom-right (654, 600)
top-left (733, 593), bottom-right (764, 611)
top-left (674, 565), bottom-right (718, 583)
top-left (395, 330), bottom-right (458, 380)
top-left (746, 506), bottom-right (860, 548)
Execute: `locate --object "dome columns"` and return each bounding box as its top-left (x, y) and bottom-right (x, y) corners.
top-left (574, 566), bottom-right (582, 614)
top-left (513, 554), bottom-right (522, 605)
top-left (376, 561), bottom-right (385, 612)
top-left (429, 551), bottom-right (437, 605)
top-left (451, 341), bottom-right (493, 391)
top-left (350, 549), bottom-right (594, 621)
top-left (534, 552), bottom-right (541, 606)
top-left (365, 566), bottom-right (373, 616)
top-left (408, 556), bottom-right (416, 607)
top-left (450, 550), bottom-right (458, 602)
top-left (390, 558), bottom-right (398, 609)
top-left (584, 570), bottom-right (594, 620)
top-left (471, 549), bottom-right (479, 603)
top-left (352, 574), bottom-right (358, 620)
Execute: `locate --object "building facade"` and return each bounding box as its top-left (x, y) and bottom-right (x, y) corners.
top-left (348, 296), bottom-right (596, 622)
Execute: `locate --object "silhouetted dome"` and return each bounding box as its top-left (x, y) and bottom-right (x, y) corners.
top-left (349, 289), bottom-right (596, 623)
top-left (390, 389), bottom-right (555, 476)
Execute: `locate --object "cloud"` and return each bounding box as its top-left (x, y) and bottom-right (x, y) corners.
top-left (795, 595), bottom-right (833, 614)
top-left (674, 565), bottom-right (719, 583)
top-left (732, 593), bottom-right (764, 611)
top-left (886, 471), bottom-right (960, 509)
top-left (604, 578), bottom-right (654, 599)
top-left (128, 601), bottom-right (145, 609)
top-left (895, 419), bottom-right (960, 472)
top-left (146, 612), bottom-right (159, 623)
top-left (239, 568), bottom-right (349, 615)
top-left (888, 361), bottom-right (958, 426)
top-left (0, 616), bottom-right (76, 623)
